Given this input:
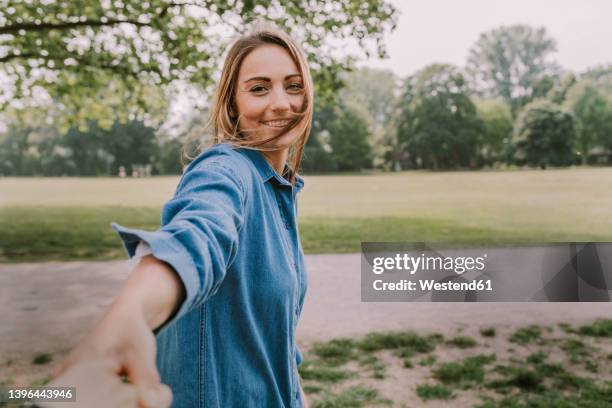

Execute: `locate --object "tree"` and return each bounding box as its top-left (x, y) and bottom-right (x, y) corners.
top-left (581, 64), bottom-right (612, 86)
top-left (0, 125), bottom-right (31, 175)
top-left (474, 98), bottom-right (513, 165)
top-left (339, 67), bottom-right (398, 168)
top-left (301, 103), bottom-right (337, 173)
top-left (1, 0), bottom-right (398, 128)
top-left (511, 99), bottom-right (576, 168)
top-left (396, 64), bottom-right (483, 170)
top-left (0, 119), bottom-right (160, 175)
top-left (547, 73), bottom-right (577, 105)
top-left (564, 80), bottom-right (612, 164)
top-left (328, 103), bottom-right (372, 171)
top-left (466, 25), bottom-right (560, 115)
top-left (339, 68), bottom-right (397, 127)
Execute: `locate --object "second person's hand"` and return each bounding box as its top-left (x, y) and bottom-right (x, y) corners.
top-left (53, 297), bottom-right (172, 408)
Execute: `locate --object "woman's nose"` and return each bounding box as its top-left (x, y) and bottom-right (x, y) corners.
top-left (269, 88), bottom-right (291, 112)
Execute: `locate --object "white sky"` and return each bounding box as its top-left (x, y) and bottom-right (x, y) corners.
top-left (358, 0), bottom-right (612, 78)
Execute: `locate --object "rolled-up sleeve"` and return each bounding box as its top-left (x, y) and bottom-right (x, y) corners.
top-left (112, 159), bottom-right (246, 334)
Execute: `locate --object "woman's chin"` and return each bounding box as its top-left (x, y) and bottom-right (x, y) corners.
top-left (256, 131), bottom-right (300, 150)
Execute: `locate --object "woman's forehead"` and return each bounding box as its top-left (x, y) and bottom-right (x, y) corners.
top-left (238, 44), bottom-right (300, 80)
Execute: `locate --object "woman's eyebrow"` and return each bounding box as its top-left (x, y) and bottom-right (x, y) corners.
top-left (244, 74), bottom-right (302, 83)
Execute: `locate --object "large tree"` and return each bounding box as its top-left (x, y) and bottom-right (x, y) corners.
top-left (511, 99), bottom-right (576, 168)
top-left (339, 67), bottom-right (398, 168)
top-left (474, 98), bottom-right (513, 166)
top-left (0, 0), bottom-right (398, 128)
top-left (466, 25), bottom-right (560, 115)
top-left (564, 80), bottom-right (612, 164)
top-left (396, 64), bottom-right (483, 170)
top-left (328, 102), bottom-right (372, 171)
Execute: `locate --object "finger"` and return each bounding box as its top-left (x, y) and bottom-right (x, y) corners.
top-left (116, 383), bottom-right (139, 408)
top-left (138, 383), bottom-right (172, 408)
top-left (123, 344), bottom-right (163, 407)
top-left (124, 345), bottom-right (160, 385)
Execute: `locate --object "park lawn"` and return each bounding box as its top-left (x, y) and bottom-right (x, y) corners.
top-left (0, 207), bottom-right (605, 262)
top-left (1, 167), bottom-right (611, 262)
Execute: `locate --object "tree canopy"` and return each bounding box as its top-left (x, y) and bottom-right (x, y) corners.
top-left (466, 25), bottom-right (559, 114)
top-left (396, 64), bottom-right (483, 170)
top-left (564, 80), bottom-right (612, 163)
top-left (0, 0), bottom-right (398, 128)
top-left (511, 99), bottom-right (576, 168)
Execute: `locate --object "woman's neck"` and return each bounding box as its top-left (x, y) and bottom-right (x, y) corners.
top-left (261, 148), bottom-right (289, 175)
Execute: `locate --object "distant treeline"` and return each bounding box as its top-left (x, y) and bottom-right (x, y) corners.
top-left (2, 25), bottom-right (612, 176)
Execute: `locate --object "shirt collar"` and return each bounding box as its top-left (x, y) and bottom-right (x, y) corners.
top-left (238, 147), bottom-right (304, 192)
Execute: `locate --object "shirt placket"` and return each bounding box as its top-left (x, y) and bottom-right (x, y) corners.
top-left (274, 186), bottom-right (302, 406)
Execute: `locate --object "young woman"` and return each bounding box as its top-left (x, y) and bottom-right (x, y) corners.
top-left (52, 25), bottom-right (313, 408)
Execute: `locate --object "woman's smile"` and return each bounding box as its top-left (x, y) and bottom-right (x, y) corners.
top-left (260, 119), bottom-right (292, 128)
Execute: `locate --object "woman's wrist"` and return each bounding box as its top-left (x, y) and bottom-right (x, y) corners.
top-left (115, 255), bottom-right (186, 331)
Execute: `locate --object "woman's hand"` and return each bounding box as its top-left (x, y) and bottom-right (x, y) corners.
top-left (53, 298), bottom-right (172, 408)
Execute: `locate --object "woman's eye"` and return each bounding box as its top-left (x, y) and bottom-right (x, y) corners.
top-left (250, 85), bottom-right (268, 93)
top-left (287, 83), bottom-right (304, 92)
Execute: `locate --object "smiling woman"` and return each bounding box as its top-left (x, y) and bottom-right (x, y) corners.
top-left (49, 24), bottom-right (314, 408)
top-left (199, 26), bottom-right (314, 184)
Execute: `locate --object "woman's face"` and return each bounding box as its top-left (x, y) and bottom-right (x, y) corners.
top-left (234, 44), bottom-right (305, 149)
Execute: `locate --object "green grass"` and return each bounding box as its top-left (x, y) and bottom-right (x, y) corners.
top-left (560, 338), bottom-right (590, 364)
top-left (31, 353), bottom-right (53, 365)
top-left (578, 319), bottom-right (612, 337)
top-left (447, 335), bottom-right (477, 349)
top-left (526, 351), bottom-right (548, 365)
top-left (509, 325), bottom-right (543, 345)
top-left (298, 362), bottom-right (353, 383)
top-left (303, 384), bottom-right (325, 394)
top-left (433, 355), bottom-right (496, 388)
top-left (312, 386), bottom-right (392, 408)
top-left (2, 168), bottom-right (612, 261)
top-left (480, 328), bottom-right (497, 337)
top-left (300, 322), bottom-right (612, 407)
top-left (418, 355), bottom-right (437, 367)
top-left (1, 206), bottom-right (591, 262)
top-left (358, 331), bottom-right (436, 353)
top-left (416, 384), bottom-right (454, 400)
top-left (487, 366), bottom-right (545, 393)
top-left (311, 338), bottom-right (357, 366)
top-left (0, 206), bottom-right (160, 262)
top-left (30, 376), bottom-right (52, 386)
top-left (477, 382), bottom-right (612, 408)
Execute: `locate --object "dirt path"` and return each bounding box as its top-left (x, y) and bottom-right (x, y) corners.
top-left (1, 255), bottom-right (611, 404)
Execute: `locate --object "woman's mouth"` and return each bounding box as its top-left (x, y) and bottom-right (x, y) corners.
top-left (261, 119), bottom-right (291, 128)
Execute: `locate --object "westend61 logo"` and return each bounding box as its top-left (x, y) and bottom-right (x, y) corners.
top-left (361, 242), bottom-right (612, 302)
top-left (371, 253), bottom-right (487, 275)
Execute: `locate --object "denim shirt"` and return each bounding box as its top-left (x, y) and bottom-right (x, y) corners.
top-left (111, 143), bottom-right (307, 407)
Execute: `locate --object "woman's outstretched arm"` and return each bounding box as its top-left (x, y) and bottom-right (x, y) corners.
top-left (50, 255), bottom-right (185, 408)
top-left (51, 155), bottom-right (245, 408)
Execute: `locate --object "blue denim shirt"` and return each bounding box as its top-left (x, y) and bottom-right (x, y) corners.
top-left (111, 143), bottom-right (307, 407)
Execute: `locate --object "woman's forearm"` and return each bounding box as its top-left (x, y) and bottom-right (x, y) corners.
top-left (114, 254), bottom-right (186, 330)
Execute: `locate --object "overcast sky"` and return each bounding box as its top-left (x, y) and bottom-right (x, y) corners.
top-left (357, 0), bottom-right (612, 78)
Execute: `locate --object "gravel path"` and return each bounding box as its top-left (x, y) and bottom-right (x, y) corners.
top-left (1, 255), bottom-right (610, 386)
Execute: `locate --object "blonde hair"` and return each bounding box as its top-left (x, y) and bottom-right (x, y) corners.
top-left (184, 24), bottom-right (314, 184)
